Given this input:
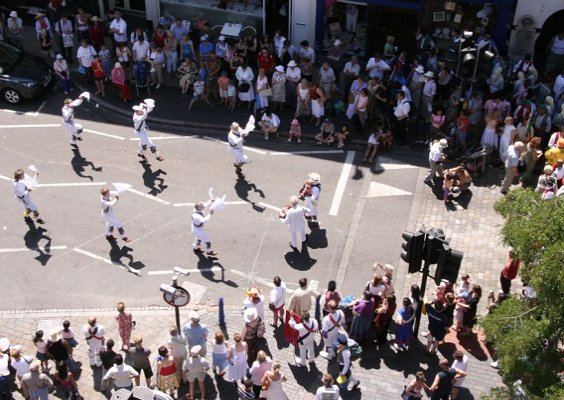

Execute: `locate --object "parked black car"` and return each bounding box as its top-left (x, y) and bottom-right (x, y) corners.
top-left (0, 41), bottom-right (52, 104)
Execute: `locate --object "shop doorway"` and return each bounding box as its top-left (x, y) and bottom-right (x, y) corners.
top-left (264, 0), bottom-right (289, 39)
top-left (533, 9), bottom-right (564, 77)
top-left (365, 6), bottom-right (417, 59)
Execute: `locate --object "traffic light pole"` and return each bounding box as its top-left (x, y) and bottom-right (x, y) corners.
top-left (413, 235), bottom-right (433, 337)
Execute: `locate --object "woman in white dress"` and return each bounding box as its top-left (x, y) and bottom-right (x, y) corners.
top-left (261, 361), bottom-right (289, 400)
top-left (236, 62), bottom-right (255, 109)
top-left (227, 333), bottom-right (248, 383)
top-left (499, 116), bottom-right (516, 162)
top-left (481, 110), bottom-right (500, 149)
top-left (255, 68), bottom-right (270, 113)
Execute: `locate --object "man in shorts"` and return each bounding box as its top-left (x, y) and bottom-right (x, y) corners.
top-left (128, 336), bottom-right (152, 387)
top-left (425, 301), bottom-right (448, 355)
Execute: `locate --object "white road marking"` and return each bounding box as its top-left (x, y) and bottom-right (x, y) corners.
top-left (230, 269), bottom-right (294, 294)
top-left (366, 182), bottom-right (413, 198)
top-left (329, 150), bottom-right (355, 216)
top-left (377, 163), bottom-right (419, 170)
top-left (35, 182), bottom-right (107, 188)
top-left (0, 124), bottom-right (60, 128)
top-left (270, 150), bottom-right (344, 156)
top-left (173, 201), bottom-right (248, 207)
top-left (258, 202), bottom-right (281, 212)
top-left (244, 146), bottom-right (267, 155)
top-left (147, 266), bottom-right (224, 276)
top-left (0, 175), bottom-right (11, 181)
top-left (72, 248), bottom-right (141, 276)
top-left (129, 136), bottom-right (194, 141)
top-left (126, 188), bottom-right (170, 205)
top-left (0, 245), bottom-right (68, 253)
top-left (83, 128), bottom-right (126, 140)
top-left (0, 108), bottom-right (46, 117)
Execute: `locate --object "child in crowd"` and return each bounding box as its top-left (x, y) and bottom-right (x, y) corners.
top-left (218, 71), bottom-right (230, 106)
top-left (61, 320), bottom-right (78, 356)
top-left (189, 78), bottom-right (212, 111)
top-left (454, 296), bottom-right (466, 332)
top-left (212, 331), bottom-right (230, 376)
top-left (227, 80), bottom-right (237, 111)
top-left (456, 273), bottom-right (472, 298)
top-left (288, 119), bottom-right (302, 143)
top-left (99, 45), bottom-right (111, 80)
top-left (33, 330), bottom-right (50, 371)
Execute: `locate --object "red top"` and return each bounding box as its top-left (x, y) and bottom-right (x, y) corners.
top-left (92, 60), bottom-right (105, 78)
top-left (160, 363), bottom-right (177, 376)
top-left (502, 258), bottom-right (520, 280)
top-left (257, 53), bottom-right (275, 72)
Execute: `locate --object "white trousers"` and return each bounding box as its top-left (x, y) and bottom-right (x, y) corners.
top-left (86, 339), bottom-right (104, 367)
top-left (289, 226), bottom-right (306, 247)
top-left (297, 336), bottom-right (316, 364)
top-left (192, 227), bottom-right (210, 246)
top-left (17, 194), bottom-right (38, 212)
top-left (137, 129), bottom-right (156, 155)
top-left (323, 329), bottom-right (339, 357)
top-left (305, 197), bottom-right (318, 218)
top-left (65, 121), bottom-right (83, 143)
top-left (103, 211), bottom-right (123, 235)
top-left (229, 147), bottom-right (249, 165)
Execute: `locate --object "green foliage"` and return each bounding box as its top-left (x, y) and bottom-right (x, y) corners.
top-left (482, 190), bottom-right (564, 398)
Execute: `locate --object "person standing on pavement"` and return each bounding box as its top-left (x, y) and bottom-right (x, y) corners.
top-left (21, 360), bottom-right (53, 400)
top-left (499, 249), bottom-right (520, 296)
top-left (53, 54), bottom-right (73, 95)
top-left (335, 334), bottom-right (360, 391)
top-left (393, 90), bottom-right (410, 145)
top-left (183, 311), bottom-right (208, 357)
top-left (99, 339), bottom-right (117, 394)
top-left (191, 200), bottom-right (217, 257)
top-left (133, 100), bottom-right (165, 162)
top-left (62, 94), bottom-right (87, 147)
top-left (103, 353), bottom-right (138, 392)
top-left (47, 330), bottom-right (78, 373)
top-left (128, 336), bottom-right (153, 387)
top-left (168, 326), bottom-right (187, 383)
top-left (109, 11), bottom-right (128, 45)
top-left (249, 351), bottom-right (272, 398)
top-left (6, 11), bottom-right (23, 49)
top-left (115, 302), bottom-right (134, 350)
top-left (424, 138), bottom-right (448, 186)
top-left (320, 300), bottom-right (345, 360)
top-left (289, 311), bottom-right (318, 367)
top-left (100, 187), bottom-right (131, 242)
top-left (269, 276), bottom-right (287, 327)
top-left (288, 278), bottom-right (315, 316)
top-left (450, 350), bottom-right (469, 400)
top-left (429, 359), bottom-right (467, 400)
top-left (183, 345), bottom-right (210, 400)
top-left (77, 39), bottom-right (97, 82)
top-left (500, 141), bottom-right (525, 194)
top-left (300, 173), bottom-right (321, 226)
top-left (14, 168), bottom-right (44, 224)
top-left (83, 317), bottom-right (105, 368)
top-left (228, 122), bottom-right (252, 170)
top-left (0, 340), bottom-right (12, 400)
top-left (279, 195), bottom-right (308, 251)
top-left (314, 374), bottom-right (340, 400)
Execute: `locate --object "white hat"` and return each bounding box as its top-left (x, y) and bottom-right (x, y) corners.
top-left (415, 66), bottom-right (424, 73)
top-left (334, 39), bottom-right (342, 46)
top-left (438, 139), bottom-right (449, 148)
top-left (243, 307), bottom-right (257, 323)
top-left (10, 11), bottom-right (18, 17)
top-left (287, 60), bottom-right (297, 67)
top-left (0, 338), bottom-right (9, 352)
top-left (218, 35), bottom-right (225, 41)
top-left (56, 54), bottom-right (63, 60)
top-left (201, 35), bottom-right (208, 41)
top-left (275, 65), bottom-right (284, 73)
top-left (114, 62), bottom-right (122, 68)
top-left (49, 329), bottom-right (60, 341)
top-left (190, 310), bottom-right (200, 322)
top-left (425, 71), bottom-right (434, 78)
top-left (308, 172), bottom-right (320, 182)
top-left (190, 345), bottom-right (201, 356)
top-left (132, 105), bottom-right (144, 111)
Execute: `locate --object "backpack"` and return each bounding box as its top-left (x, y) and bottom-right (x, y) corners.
top-left (349, 340), bottom-right (363, 361)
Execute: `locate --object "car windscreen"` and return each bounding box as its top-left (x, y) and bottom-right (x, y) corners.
top-left (0, 44), bottom-right (21, 73)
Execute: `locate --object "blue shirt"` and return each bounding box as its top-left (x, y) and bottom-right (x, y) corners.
top-left (182, 322), bottom-right (208, 348)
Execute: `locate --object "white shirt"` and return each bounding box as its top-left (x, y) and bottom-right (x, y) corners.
top-left (553, 74), bottom-right (564, 97)
top-left (192, 209), bottom-right (211, 230)
top-left (285, 66), bottom-right (301, 82)
top-left (273, 35), bottom-right (286, 56)
top-left (261, 113), bottom-right (280, 128)
top-left (319, 67), bottom-right (335, 83)
top-left (62, 98), bottom-right (83, 123)
top-left (132, 40), bottom-right (150, 62)
top-left (394, 98), bottom-right (410, 120)
top-left (133, 105), bottom-right (153, 131)
top-left (269, 283), bottom-right (287, 308)
top-left (451, 355), bottom-right (469, 387)
top-left (343, 61), bottom-right (360, 77)
top-left (366, 57), bottom-right (390, 79)
top-left (321, 310), bottom-right (345, 334)
top-left (228, 130), bottom-right (245, 150)
top-left (298, 47), bottom-right (315, 63)
top-left (77, 45), bottom-right (96, 67)
top-left (429, 142), bottom-right (444, 162)
top-left (314, 385), bottom-right (340, 400)
top-left (168, 334), bottom-right (187, 358)
top-left (104, 364), bottom-right (138, 387)
top-left (282, 204), bottom-right (307, 232)
top-left (110, 18), bottom-right (127, 43)
top-left (55, 19), bottom-right (73, 35)
top-left (101, 193), bottom-right (118, 215)
top-left (10, 356), bottom-right (33, 377)
top-left (289, 318), bottom-right (318, 339)
top-left (423, 79), bottom-right (436, 97)
top-left (14, 181), bottom-right (29, 199)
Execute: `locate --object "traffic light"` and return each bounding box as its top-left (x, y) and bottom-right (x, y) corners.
top-left (435, 244), bottom-right (464, 285)
top-left (401, 230), bottom-right (425, 273)
top-left (424, 228), bottom-right (446, 264)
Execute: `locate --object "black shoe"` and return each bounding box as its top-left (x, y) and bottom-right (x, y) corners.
top-left (193, 248), bottom-right (205, 253)
top-left (352, 381), bottom-right (361, 390)
top-left (76, 136), bottom-right (83, 141)
top-left (289, 242), bottom-right (298, 251)
top-left (35, 218), bottom-right (45, 224)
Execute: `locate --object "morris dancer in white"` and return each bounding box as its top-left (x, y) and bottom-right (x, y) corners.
top-left (62, 94), bottom-right (87, 146)
top-left (279, 195), bottom-right (308, 251)
top-left (100, 187), bottom-right (131, 242)
top-left (289, 311), bottom-right (318, 366)
top-left (300, 172), bottom-right (321, 225)
top-left (83, 317), bottom-right (105, 368)
top-left (133, 99), bottom-right (164, 161)
top-left (228, 116), bottom-right (255, 170)
top-left (320, 300), bottom-right (345, 360)
top-left (192, 200), bottom-right (217, 257)
top-left (14, 168), bottom-right (43, 224)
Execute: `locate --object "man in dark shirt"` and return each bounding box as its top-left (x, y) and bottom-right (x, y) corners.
top-left (430, 359), bottom-right (467, 400)
top-left (128, 336), bottom-right (152, 387)
top-left (99, 339), bottom-right (117, 394)
top-left (425, 301), bottom-right (448, 355)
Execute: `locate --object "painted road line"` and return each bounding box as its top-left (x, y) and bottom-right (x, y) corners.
top-left (0, 124), bottom-right (61, 128)
top-left (0, 175), bottom-right (11, 181)
top-left (329, 150), bottom-right (355, 216)
top-left (126, 187), bottom-right (170, 205)
top-left (0, 245), bottom-right (68, 253)
top-left (230, 269), bottom-right (294, 294)
top-left (129, 136), bottom-right (195, 141)
top-left (72, 248), bottom-right (141, 276)
top-left (83, 128), bottom-right (126, 140)
top-left (173, 201), bottom-right (248, 207)
top-left (173, 202), bottom-right (195, 207)
top-left (147, 266), bottom-right (224, 276)
top-left (244, 146), bottom-right (268, 155)
top-left (270, 150), bottom-right (344, 156)
top-left (258, 202), bottom-right (281, 212)
top-left (35, 182), bottom-right (107, 188)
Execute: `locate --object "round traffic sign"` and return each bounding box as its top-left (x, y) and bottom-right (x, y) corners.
top-left (163, 286), bottom-right (191, 307)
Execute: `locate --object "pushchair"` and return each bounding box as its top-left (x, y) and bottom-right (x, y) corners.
top-left (133, 61), bottom-right (151, 98)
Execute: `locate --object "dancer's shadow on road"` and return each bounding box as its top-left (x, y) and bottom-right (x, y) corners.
top-left (306, 226), bottom-right (328, 249)
top-left (288, 362), bottom-right (323, 395)
top-left (194, 253), bottom-right (238, 288)
top-left (23, 219), bottom-right (52, 266)
top-left (284, 246), bottom-right (316, 271)
top-left (108, 241), bottom-right (145, 271)
top-left (140, 160), bottom-right (168, 195)
top-left (235, 169), bottom-right (266, 212)
top-left (71, 148), bottom-right (102, 181)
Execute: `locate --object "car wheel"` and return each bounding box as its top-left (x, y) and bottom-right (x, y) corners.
top-left (3, 88), bottom-right (21, 104)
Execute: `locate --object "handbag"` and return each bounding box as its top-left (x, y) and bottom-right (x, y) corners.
top-left (78, 65), bottom-right (86, 75)
top-left (257, 317), bottom-right (266, 338)
top-left (260, 87), bottom-right (272, 97)
top-left (268, 303), bottom-right (276, 311)
top-left (238, 82), bottom-right (250, 93)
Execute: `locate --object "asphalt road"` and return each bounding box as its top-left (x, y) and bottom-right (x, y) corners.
top-left (0, 93), bottom-right (422, 311)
